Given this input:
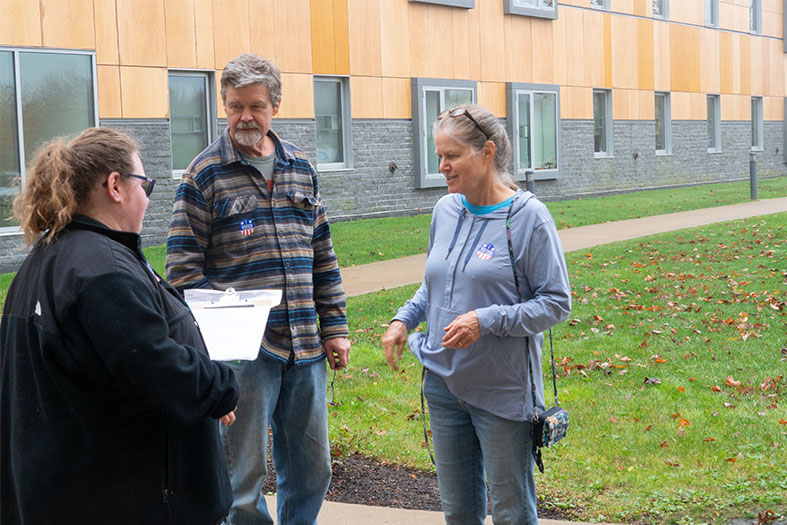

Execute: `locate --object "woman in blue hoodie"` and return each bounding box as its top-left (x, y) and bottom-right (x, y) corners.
top-left (382, 104), bottom-right (571, 524)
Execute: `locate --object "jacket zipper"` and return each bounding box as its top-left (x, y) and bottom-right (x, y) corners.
top-left (162, 415), bottom-right (172, 516)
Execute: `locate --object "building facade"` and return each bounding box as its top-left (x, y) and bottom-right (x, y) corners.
top-left (1, 0), bottom-right (785, 269)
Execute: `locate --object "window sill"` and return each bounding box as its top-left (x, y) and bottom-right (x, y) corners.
top-left (594, 153), bottom-right (614, 159)
top-left (707, 149), bottom-right (722, 154)
top-left (316, 166), bottom-right (354, 173)
top-left (655, 151), bottom-right (672, 156)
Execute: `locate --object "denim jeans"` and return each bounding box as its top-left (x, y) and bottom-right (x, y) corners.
top-left (221, 356), bottom-right (331, 525)
top-left (424, 370), bottom-right (538, 525)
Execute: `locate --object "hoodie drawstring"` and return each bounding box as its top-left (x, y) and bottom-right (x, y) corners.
top-left (445, 209), bottom-right (466, 259)
top-left (462, 219), bottom-right (488, 271)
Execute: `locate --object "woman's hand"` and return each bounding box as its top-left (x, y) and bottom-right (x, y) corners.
top-left (219, 409), bottom-right (236, 426)
top-left (382, 320), bottom-right (408, 371)
top-left (442, 311), bottom-right (480, 349)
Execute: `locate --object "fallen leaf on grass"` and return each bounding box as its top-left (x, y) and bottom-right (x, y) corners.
top-left (779, 420), bottom-right (787, 425)
top-left (678, 418), bottom-right (691, 427)
top-left (725, 375), bottom-right (741, 387)
top-left (644, 377), bottom-right (661, 385)
top-left (724, 402), bottom-right (736, 409)
top-left (665, 459), bottom-right (680, 467)
top-left (659, 441), bottom-right (668, 448)
top-left (711, 385), bottom-right (722, 392)
top-left (704, 437), bottom-right (715, 442)
top-left (677, 386), bottom-right (686, 392)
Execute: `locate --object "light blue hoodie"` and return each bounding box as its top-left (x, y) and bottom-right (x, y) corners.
top-left (394, 190), bottom-right (571, 422)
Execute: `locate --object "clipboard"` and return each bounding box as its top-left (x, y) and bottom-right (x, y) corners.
top-left (185, 287), bottom-right (282, 361)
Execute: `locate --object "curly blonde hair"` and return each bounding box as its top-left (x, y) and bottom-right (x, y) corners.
top-left (13, 127), bottom-right (138, 247)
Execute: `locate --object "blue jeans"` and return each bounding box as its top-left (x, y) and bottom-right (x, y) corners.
top-left (424, 370), bottom-right (538, 525)
top-left (221, 356), bottom-right (331, 525)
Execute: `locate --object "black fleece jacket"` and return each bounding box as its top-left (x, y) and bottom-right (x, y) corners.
top-left (0, 215), bottom-right (239, 524)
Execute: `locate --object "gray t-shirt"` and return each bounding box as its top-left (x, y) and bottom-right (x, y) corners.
top-left (240, 150), bottom-right (275, 181)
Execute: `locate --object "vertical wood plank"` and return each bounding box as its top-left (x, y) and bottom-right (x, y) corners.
top-left (719, 31), bottom-right (733, 93)
top-left (248, 0), bottom-right (275, 63)
top-left (119, 66), bottom-right (169, 118)
top-left (117, 0), bottom-right (167, 66)
top-left (382, 77), bottom-right (411, 119)
top-left (94, 0), bottom-right (119, 64)
top-left (274, 0), bottom-right (312, 73)
top-left (350, 75), bottom-right (383, 118)
top-left (277, 72), bottom-right (313, 118)
top-left (165, 0), bottom-right (197, 68)
top-left (477, 81), bottom-right (505, 116)
top-left (669, 24), bottom-right (700, 92)
top-left (564, 8), bottom-right (584, 87)
top-left (532, 18), bottom-right (554, 84)
top-left (311, 0), bottom-right (336, 75)
top-left (739, 34), bottom-right (751, 95)
top-left (333, 0), bottom-right (350, 75)
top-left (408, 2), bottom-right (429, 78)
top-left (700, 27), bottom-right (720, 95)
top-left (97, 64), bottom-right (122, 118)
top-left (379, 0), bottom-right (410, 78)
top-left (428, 5), bottom-right (454, 79)
top-left (348, 0), bottom-right (381, 76)
top-left (213, 0), bottom-right (251, 69)
top-left (194, 0), bottom-right (215, 69)
top-left (41, 0), bottom-right (95, 49)
top-left (0, 0), bottom-right (41, 47)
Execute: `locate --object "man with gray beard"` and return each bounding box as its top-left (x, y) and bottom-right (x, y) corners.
top-left (166, 53), bottom-right (350, 525)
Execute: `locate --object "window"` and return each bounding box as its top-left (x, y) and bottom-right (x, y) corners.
top-left (314, 76), bottom-right (352, 170)
top-left (408, 0), bottom-right (474, 7)
top-left (751, 97), bottom-right (763, 150)
top-left (593, 89), bottom-right (613, 157)
top-left (653, 0), bottom-right (668, 18)
top-left (750, 0), bottom-right (761, 33)
top-left (655, 92), bottom-right (671, 154)
top-left (707, 94), bottom-right (721, 152)
top-left (590, 0), bottom-right (609, 9)
top-left (169, 72), bottom-right (214, 174)
top-left (503, 0), bottom-right (558, 19)
top-left (506, 83), bottom-right (560, 178)
top-left (705, 0), bottom-right (719, 27)
top-left (412, 78), bottom-right (476, 188)
top-left (0, 48), bottom-right (97, 229)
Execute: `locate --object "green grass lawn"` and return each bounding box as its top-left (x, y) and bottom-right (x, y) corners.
top-left (336, 213), bottom-right (787, 524)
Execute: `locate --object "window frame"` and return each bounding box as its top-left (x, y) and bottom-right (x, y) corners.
top-left (313, 75), bottom-right (353, 171)
top-left (653, 0), bottom-right (669, 19)
top-left (750, 0), bottom-right (762, 34)
top-left (590, 0), bottom-right (610, 10)
top-left (751, 96), bottom-right (764, 151)
top-left (503, 0), bottom-right (558, 20)
top-left (705, 0), bottom-right (719, 27)
top-left (593, 88), bottom-right (613, 158)
top-left (654, 91), bottom-right (672, 155)
top-left (408, 0), bottom-right (474, 7)
top-left (707, 94), bottom-right (722, 153)
top-left (411, 78), bottom-right (477, 189)
top-left (168, 70), bottom-right (216, 178)
top-left (0, 47), bottom-right (98, 234)
top-left (505, 82), bottom-right (561, 181)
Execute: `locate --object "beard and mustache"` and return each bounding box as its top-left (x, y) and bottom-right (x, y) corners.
top-left (233, 121), bottom-right (263, 147)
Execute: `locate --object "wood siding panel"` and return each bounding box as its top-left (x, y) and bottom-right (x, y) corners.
top-left (763, 95), bottom-right (783, 120)
top-left (669, 25), bottom-right (700, 93)
top-left (637, 18), bottom-right (654, 90)
top-left (97, 65), bottom-right (121, 118)
top-left (564, 8), bottom-right (584, 87)
top-left (117, 0), bottom-right (166, 66)
top-left (700, 27), bottom-right (720, 94)
top-left (507, 15), bottom-right (533, 82)
top-left (610, 0), bottom-right (635, 15)
top-left (213, 0), bottom-right (250, 69)
top-left (584, 10), bottom-right (605, 87)
top-left (350, 75), bottom-right (382, 118)
top-left (165, 0), bottom-right (196, 68)
top-left (531, 18), bottom-right (554, 84)
top-left (407, 3), bottom-right (429, 78)
top-left (194, 0), bottom-right (215, 69)
top-left (274, 0), bottom-right (312, 73)
top-left (0, 0), bottom-right (41, 46)
top-left (120, 66), bottom-right (168, 118)
top-left (379, 0), bottom-right (410, 78)
top-left (552, 15), bottom-right (568, 87)
top-left (603, 13), bottom-right (612, 88)
top-left (719, 31), bottom-right (733, 93)
top-left (94, 0), bottom-right (119, 64)
top-left (277, 72), bottom-right (313, 118)
top-left (671, 91), bottom-right (691, 120)
top-left (769, 38), bottom-right (783, 96)
top-left (653, 16), bottom-right (670, 91)
top-left (453, 8), bottom-right (474, 80)
top-left (382, 77), bottom-right (411, 119)
top-left (311, 0), bottom-right (336, 74)
top-left (739, 34), bottom-right (751, 95)
top-left (249, 1), bottom-right (275, 63)
top-left (612, 15), bottom-right (638, 89)
top-left (561, 86), bottom-right (592, 119)
top-left (689, 91), bottom-right (706, 120)
top-left (41, 0), bottom-right (95, 49)
top-left (671, 0), bottom-right (704, 25)
top-left (479, 0), bottom-right (506, 82)
top-left (721, 93), bottom-right (745, 121)
top-left (428, 5), bottom-right (454, 79)
top-left (477, 81), bottom-right (505, 117)
top-left (348, 0), bottom-right (381, 76)
top-left (333, 0), bottom-right (350, 75)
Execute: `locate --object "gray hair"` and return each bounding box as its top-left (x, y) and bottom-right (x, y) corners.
top-left (433, 104), bottom-right (517, 190)
top-left (220, 53), bottom-right (282, 107)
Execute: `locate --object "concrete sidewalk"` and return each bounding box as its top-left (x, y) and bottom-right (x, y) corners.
top-left (340, 197), bottom-right (787, 297)
top-left (265, 495), bottom-right (599, 525)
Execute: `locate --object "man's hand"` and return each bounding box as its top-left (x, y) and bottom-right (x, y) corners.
top-left (324, 337), bottom-right (351, 370)
top-left (381, 320), bottom-right (408, 371)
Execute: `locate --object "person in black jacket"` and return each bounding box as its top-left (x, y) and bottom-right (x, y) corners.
top-left (0, 127), bottom-right (239, 524)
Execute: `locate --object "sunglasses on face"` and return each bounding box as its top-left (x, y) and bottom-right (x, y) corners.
top-left (104, 173), bottom-right (156, 198)
top-left (438, 107), bottom-right (491, 140)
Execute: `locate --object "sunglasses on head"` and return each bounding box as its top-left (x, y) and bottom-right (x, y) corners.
top-left (103, 173), bottom-right (156, 198)
top-left (438, 107), bottom-right (491, 140)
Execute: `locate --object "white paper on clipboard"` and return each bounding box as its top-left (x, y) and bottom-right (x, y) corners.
top-left (185, 288), bottom-right (282, 361)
